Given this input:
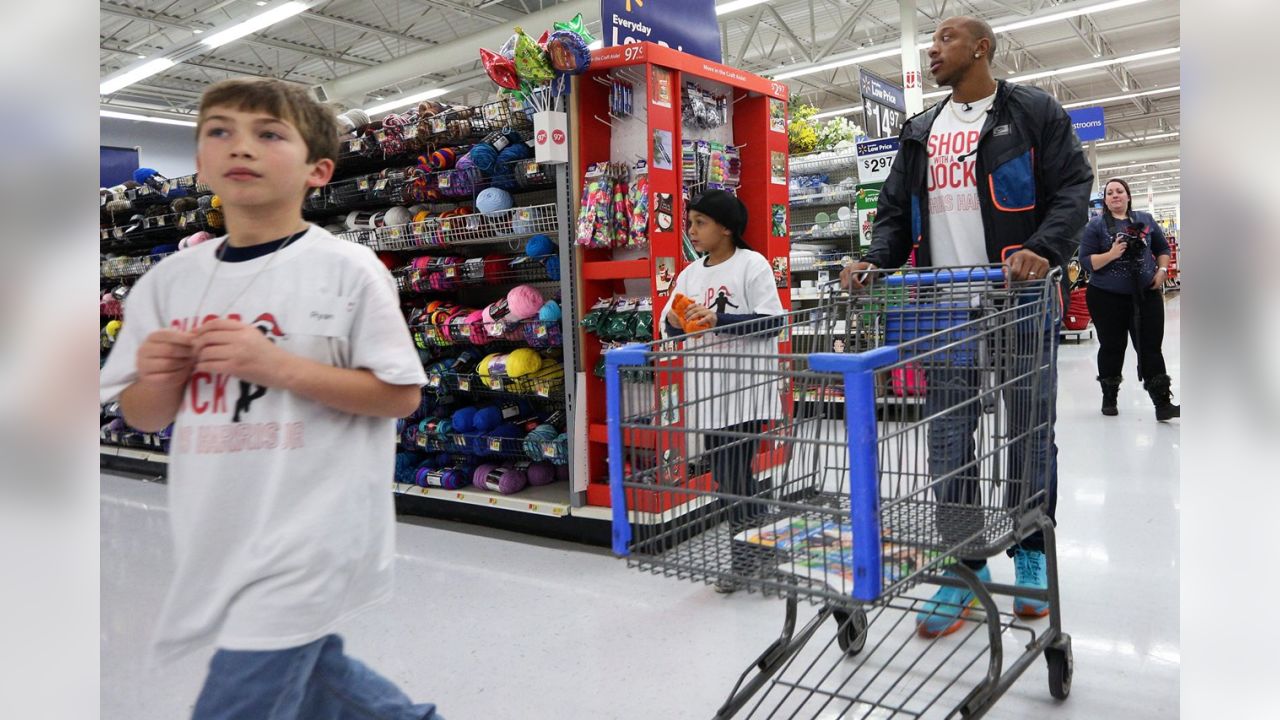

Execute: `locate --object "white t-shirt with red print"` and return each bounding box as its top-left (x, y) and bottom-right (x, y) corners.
top-left (659, 248), bottom-right (786, 431)
top-left (100, 226), bottom-right (425, 661)
top-left (926, 93), bottom-right (995, 267)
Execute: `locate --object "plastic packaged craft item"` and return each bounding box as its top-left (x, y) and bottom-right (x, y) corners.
top-left (580, 297), bottom-right (612, 334)
top-left (627, 168), bottom-right (650, 248)
top-left (575, 165), bottom-right (612, 248)
top-left (601, 298), bottom-right (637, 342)
top-left (611, 177), bottom-right (630, 248)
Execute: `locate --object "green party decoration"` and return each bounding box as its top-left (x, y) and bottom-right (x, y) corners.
top-left (553, 13), bottom-right (595, 44)
top-left (512, 26), bottom-right (555, 84)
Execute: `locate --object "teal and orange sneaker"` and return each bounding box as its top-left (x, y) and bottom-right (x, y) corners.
top-left (1013, 549), bottom-right (1050, 618)
top-left (916, 565), bottom-right (991, 638)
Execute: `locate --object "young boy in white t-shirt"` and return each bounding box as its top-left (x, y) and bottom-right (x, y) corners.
top-left (99, 78), bottom-right (440, 719)
top-left (660, 190), bottom-right (786, 593)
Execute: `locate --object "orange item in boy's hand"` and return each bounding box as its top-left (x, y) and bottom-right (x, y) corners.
top-left (672, 293), bottom-right (712, 333)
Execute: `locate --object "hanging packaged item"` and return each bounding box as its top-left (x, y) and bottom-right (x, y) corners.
top-left (626, 162), bottom-right (651, 248)
top-left (681, 82), bottom-right (728, 129)
top-left (611, 173), bottom-right (631, 248)
top-left (576, 163), bottom-right (612, 248)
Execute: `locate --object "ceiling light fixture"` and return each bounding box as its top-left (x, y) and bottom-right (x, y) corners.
top-left (1062, 85), bottom-right (1180, 109)
top-left (100, 109), bottom-right (197, 127)
top-left (364, 87), bottom-right (450, 116)
top-left (1099, 158), bottom-right (1180, 173)
top-left (202, 1), bottom-right (308, 49)
top-left (813, 105), bottom-right (864, 120)
top-left (1009, 46), bottom-right (1178, 83)
top-left (99, 58), bottom-right (176, 96)
top-left (1094, 131), bottom-right (1180, 147)
top-left (716, 0), bottom-right (771, 15)
top-left (768, 0), bottom-right (1156, 81)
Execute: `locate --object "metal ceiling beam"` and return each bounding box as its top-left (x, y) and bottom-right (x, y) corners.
top-left (736, 9), bottom-right (766, 67)
top-left (762, 5), bottom-right (816, 64)
top-left (295, 11), bottom-right (438, 47)
top-left (813, 0), bottom-right (876, 65)
top-left (412, 0), bottom-right (520, 24)
top-left (102, 3), bottom-right (439, 51)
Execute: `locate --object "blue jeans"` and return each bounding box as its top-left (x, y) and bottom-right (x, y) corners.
top-left (192, 635), bottom-right (442, 720)
top-left (922, 298), bottom-right (1059, 560)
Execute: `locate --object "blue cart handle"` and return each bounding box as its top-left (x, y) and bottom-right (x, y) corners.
top-left (882, 267), bottom-right (1006, 286)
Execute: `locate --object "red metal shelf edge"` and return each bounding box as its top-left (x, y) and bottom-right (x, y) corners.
top-left (581, 259), bottom-right (650, 281)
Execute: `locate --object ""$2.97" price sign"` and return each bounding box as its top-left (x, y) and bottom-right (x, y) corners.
top-left (854, 137), bottom-right (900, 183)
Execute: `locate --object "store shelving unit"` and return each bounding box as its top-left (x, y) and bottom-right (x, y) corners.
top-left (570, 42), bottom-right (791, 511)
top-left (100, 97), bottom-right (594, 538)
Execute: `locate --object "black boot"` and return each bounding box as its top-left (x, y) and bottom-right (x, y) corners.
top-left (1099, 376), bottom-right (1122, 416)
top-left (1144, 374), bottom-right (1180, 422)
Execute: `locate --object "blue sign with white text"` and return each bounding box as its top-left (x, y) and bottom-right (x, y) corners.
top-left (1068, 106), bottom-right (1106, 142)
top-left (858, 69), bottom-right (907, 113)
top-left (601, 0), bottom-right (722, 63)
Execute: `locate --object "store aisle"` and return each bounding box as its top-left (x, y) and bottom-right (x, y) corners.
top-left (101, 297), bottom-right (1180, 720)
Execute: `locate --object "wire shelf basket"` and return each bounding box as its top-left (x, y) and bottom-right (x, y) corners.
top-left (101, 252), bottom-right (176, 279)
top-left (343, 203), bottom-right (559, 252)
top-left (411, 317), bottom-right (563, 350)
top-left (425, 369), bottom-right (565, 401)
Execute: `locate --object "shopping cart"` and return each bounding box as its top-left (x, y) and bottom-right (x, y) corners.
top-left (605, 266), bottom-right (1071, 719)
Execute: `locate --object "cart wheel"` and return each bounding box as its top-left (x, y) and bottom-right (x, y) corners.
top-left (832, 608), bottom-right (868, 657)
top-left (1045, 637), bottom-right (1073, 700)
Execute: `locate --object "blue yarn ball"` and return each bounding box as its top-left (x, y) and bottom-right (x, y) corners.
top-left (473, 405), bottom-right (503, 432)
top-left (526, 234), bottom-right (556, 258)
top-left (452, 407), bottom-right (479, 433)
top-left (538, 300), bottom-right (562, 322)
top-left (475, 187), bottom-right (514, 216)
top-left (468, 143), bottom-right (500, 176)
top-left (544, 256), bottom-right (561, 281)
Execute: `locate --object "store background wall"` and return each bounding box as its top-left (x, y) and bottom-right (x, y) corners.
top-left (100, 118), bottom-right (197, 178)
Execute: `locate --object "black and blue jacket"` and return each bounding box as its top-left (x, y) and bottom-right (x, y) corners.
top-left (863, 80), bottom-right (1093, 271)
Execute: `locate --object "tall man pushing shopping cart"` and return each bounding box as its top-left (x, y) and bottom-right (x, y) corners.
top-left (841, 15), bottom-right (1092, 638)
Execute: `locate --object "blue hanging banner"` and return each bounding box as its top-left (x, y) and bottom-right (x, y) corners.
top-left (1068, 106), bottom-right (1106, 142)
top-left (601, 0), bottom-right (722, 63)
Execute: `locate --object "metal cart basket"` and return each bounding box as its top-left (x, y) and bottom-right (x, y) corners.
top-left (605, 266), bottom-right (1072, 718)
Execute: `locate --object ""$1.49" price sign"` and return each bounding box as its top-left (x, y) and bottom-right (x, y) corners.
top-left (854, 137), bottom-right (900, 183)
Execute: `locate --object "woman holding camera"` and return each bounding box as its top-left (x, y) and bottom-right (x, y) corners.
top-left (1079, 177), bottom-right (1179, 421)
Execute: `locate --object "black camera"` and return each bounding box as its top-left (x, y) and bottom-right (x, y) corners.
top-left (1116, 222), bottom-right (1149, 259)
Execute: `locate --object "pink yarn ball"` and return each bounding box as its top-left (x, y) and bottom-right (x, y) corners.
top-left (481, 284), bottom-right (545, 337)
top-left (465, 309), bottom-right (489, 345)
top-left (506, 284), bottom-right (545, 320)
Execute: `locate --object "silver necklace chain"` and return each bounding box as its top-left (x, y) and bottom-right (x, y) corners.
top-left (192, 227), bottom-right (308, 321)
top-left (948, 94), bottom-right (995, 123)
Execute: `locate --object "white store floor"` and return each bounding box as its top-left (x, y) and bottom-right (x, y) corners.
top-left (101, 297), bottom-right (1180, 720)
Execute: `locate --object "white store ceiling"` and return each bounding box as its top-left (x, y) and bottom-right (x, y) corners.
top-left (100, 0), bottom-right (1180, 200)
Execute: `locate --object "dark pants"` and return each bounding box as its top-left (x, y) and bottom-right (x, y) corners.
top-left (192, 635), bottom-right (441, 720)
top-left (708, 421), bottom-right (769, 576)
top-left (924, 300), bottom-right (1059, 563)
top-left (1086, 284), bottom-right (1168, 380)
